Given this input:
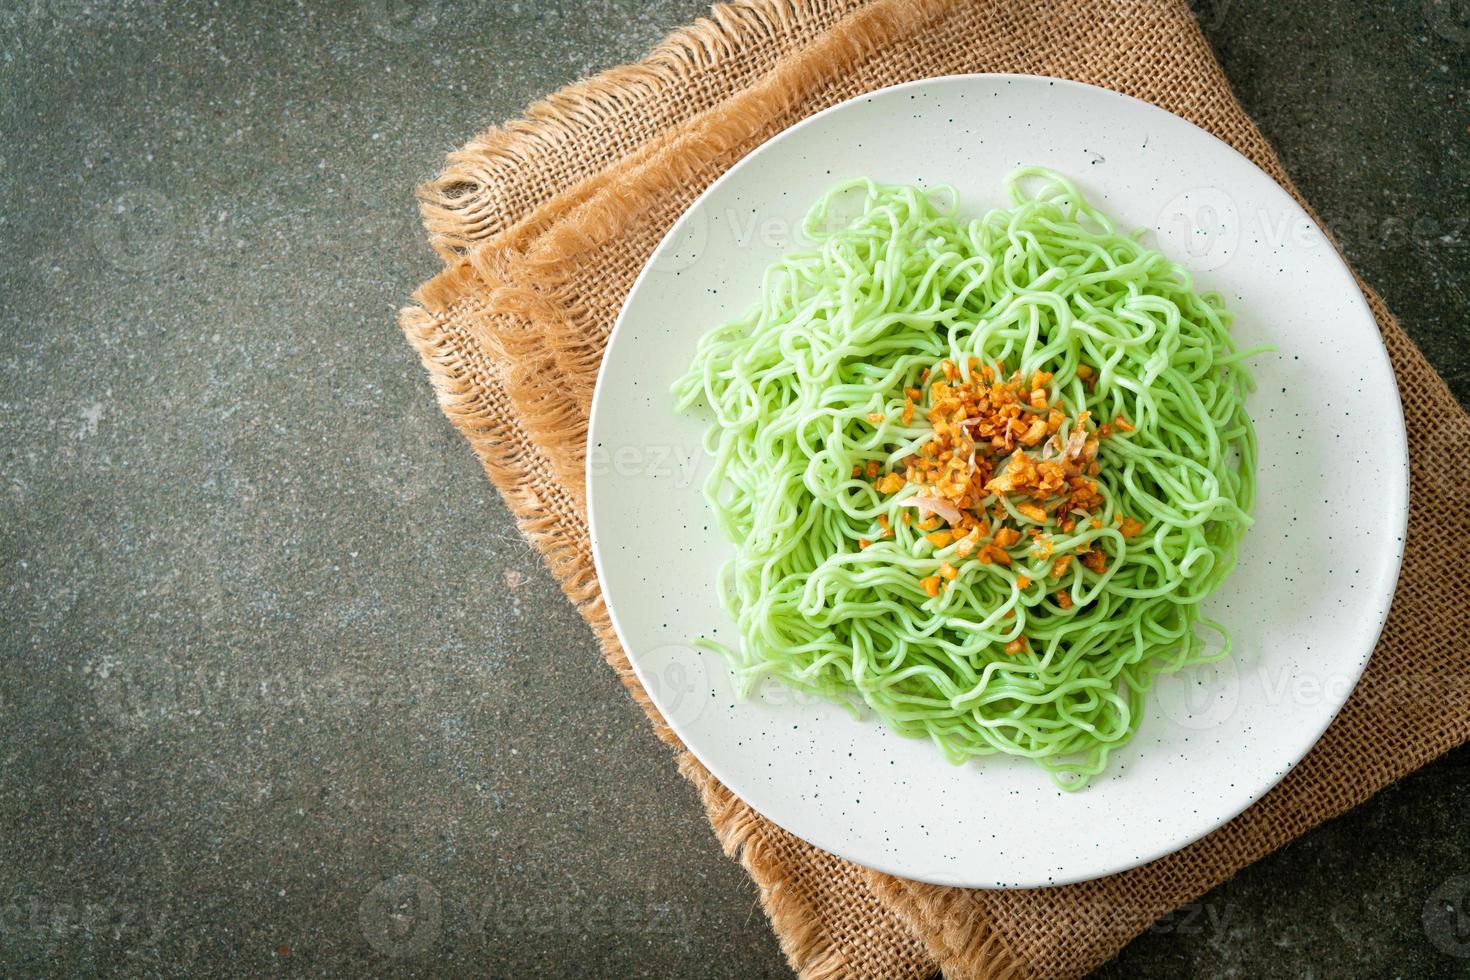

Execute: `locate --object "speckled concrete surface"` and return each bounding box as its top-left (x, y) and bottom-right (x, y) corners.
top-left (0, 1), bottom-right (1466, 977)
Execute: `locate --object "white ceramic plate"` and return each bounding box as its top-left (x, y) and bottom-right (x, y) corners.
top-left (587, 75), bottom-right (1407, 888)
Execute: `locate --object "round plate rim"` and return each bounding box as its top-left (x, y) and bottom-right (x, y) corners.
top-left (586, 73), bottom-right (1409, 888)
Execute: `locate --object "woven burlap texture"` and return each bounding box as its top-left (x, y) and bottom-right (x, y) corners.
top-left (400, 1), bottom-right (1470, 977)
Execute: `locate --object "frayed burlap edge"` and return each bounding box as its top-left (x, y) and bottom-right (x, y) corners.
top-left (435, 0), bottom-right (959, 518)
top-left (417, 0), bottom-right (864, 261)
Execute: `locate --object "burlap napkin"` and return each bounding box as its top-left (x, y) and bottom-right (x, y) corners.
top-left (400, 1), bottom-right (1470, 976)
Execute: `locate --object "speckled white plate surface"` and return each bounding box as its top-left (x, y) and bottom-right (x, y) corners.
top-left (587, 75), bottom-right (1408, 888)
